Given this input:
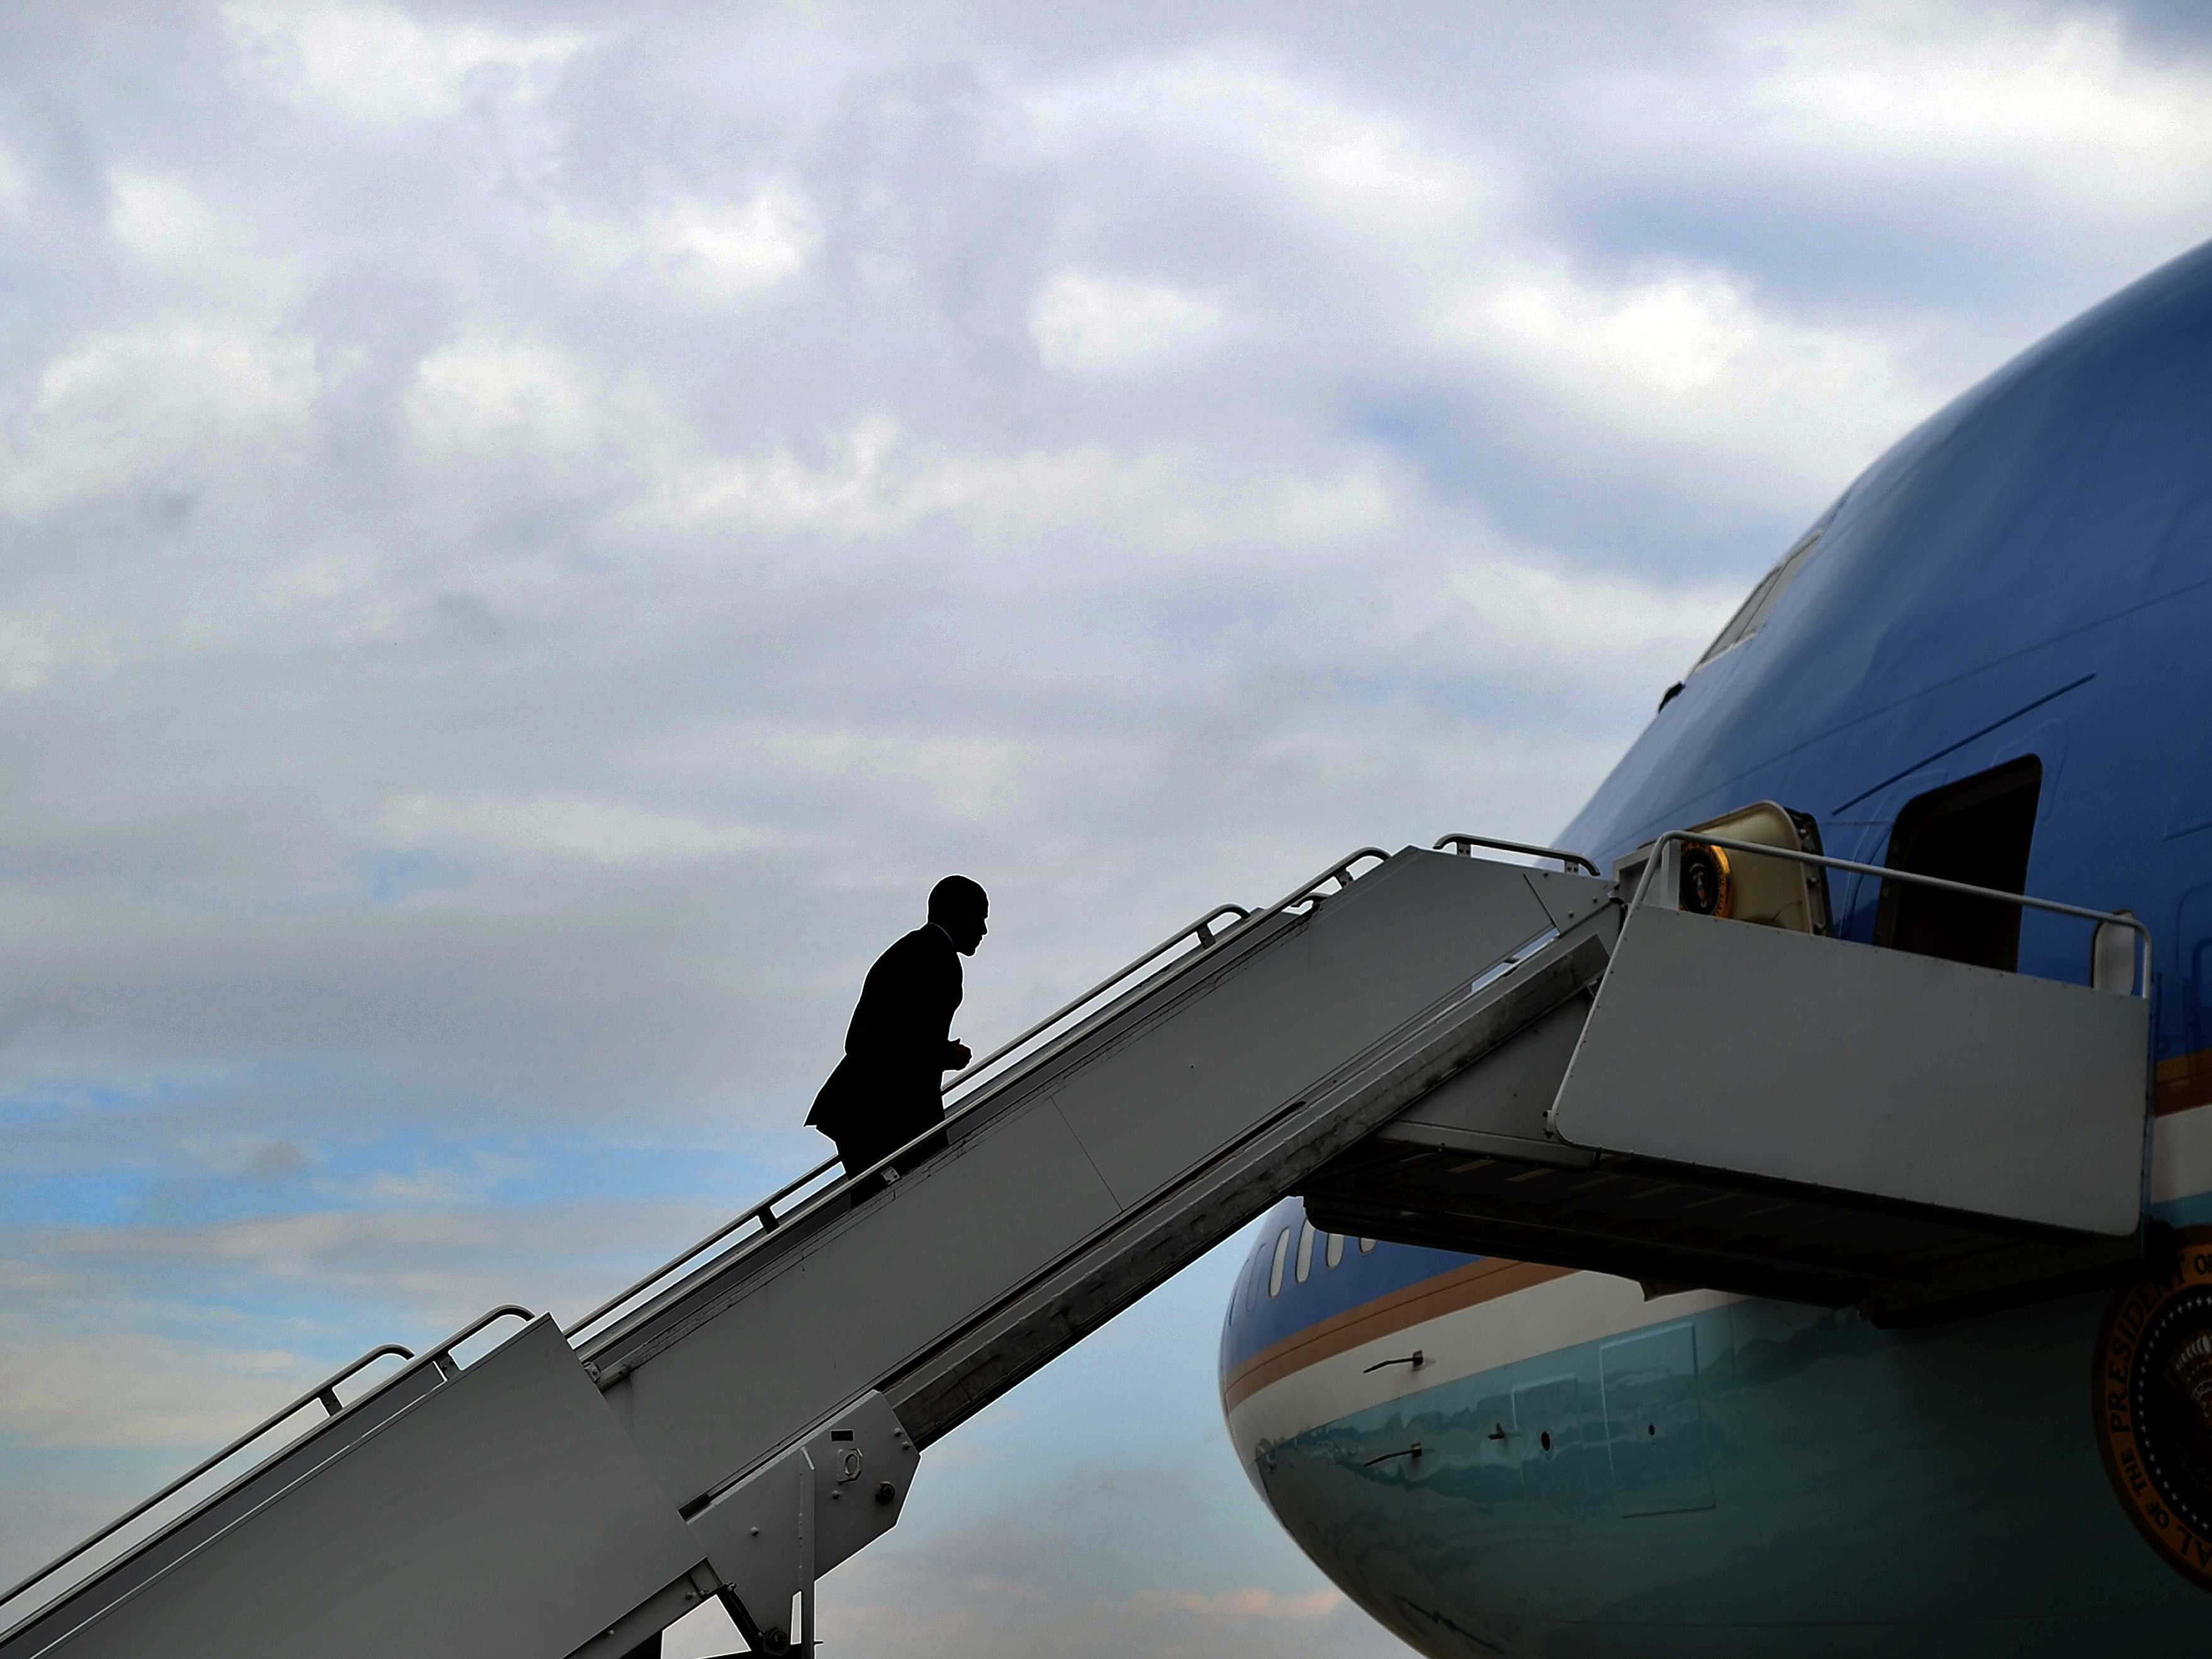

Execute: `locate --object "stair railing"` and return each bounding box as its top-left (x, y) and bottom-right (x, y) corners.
top-left (564, 899), bottom-right (1259, 1346)
top-left (1629, 830), bottom-right (2152, 995)
top-left (741, 850), bottom-right (1396, 1269)
top-left (0, 1302), bottom-right (531, 1631)
top-left (0, 1342), bottom-right (415, 1623)
top-left (1433, 833), bottom-right (1599, 875)
top-left (567, 847), bottom-right (1394, 1352)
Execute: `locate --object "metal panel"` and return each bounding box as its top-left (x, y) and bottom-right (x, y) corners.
top-left (48, 1319), bottom-right (701, 1659)
top-left (1051, 853), bottom-right (1561, 1207)
top-left (1600, 1324), bottom-right (1713, 1516)
top-left (688, 1392), bottom-right (919, 1645)
top-left (610, 1097), bottom-right (1121, 1506)
top-left (0, 1363), bottom-right (445, 1659)
top-left (1306, 1124), bottom-right (2148, 1317)
top-left (1549, 907), bottom-right (2151, 1236)
top-left (1376, 990), bottom-right (1596, 1167)
top-left (1519, 865), bottom-right (1619, 937)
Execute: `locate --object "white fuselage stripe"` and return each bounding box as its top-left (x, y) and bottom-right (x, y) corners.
top-left (1227, 1271), bottom-right (1734, 1457)
top-left (2152, 1099), bottom-right (2212, 1203)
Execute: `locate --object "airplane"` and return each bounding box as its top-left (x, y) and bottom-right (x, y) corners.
top-left (1219, 235), bottom-right (2212, 1656)
top-left (7, 247), bottom-right (2204, 1659)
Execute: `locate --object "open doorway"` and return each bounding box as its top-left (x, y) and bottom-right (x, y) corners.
top-left (1875, 758), bottom-right (2043, 971)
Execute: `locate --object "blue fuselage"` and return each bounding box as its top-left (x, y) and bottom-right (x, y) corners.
top-left (1217, 240), bottom-right (2212, 1655)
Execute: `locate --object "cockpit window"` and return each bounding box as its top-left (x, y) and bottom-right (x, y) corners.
top-left (1691, 527), bottom-right (1825, 673)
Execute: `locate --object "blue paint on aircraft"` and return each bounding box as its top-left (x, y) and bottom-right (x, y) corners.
top-left (1222, 1201), bottom-right (1471, 1373)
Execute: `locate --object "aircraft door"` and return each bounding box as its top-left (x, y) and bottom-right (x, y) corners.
top-left (2169, 882), bottom-right (2212, 1113)
top-left (1599, 1324), bottom-right (1714, 1517)
top-left (1875, 758), bottom-right (2043, 971)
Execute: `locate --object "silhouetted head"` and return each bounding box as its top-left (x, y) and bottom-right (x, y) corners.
top-left (928, 875), bottom-right (989, 955)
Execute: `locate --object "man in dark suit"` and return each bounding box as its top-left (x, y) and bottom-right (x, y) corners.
top-left (807, 875), bottom-right (988, 1197)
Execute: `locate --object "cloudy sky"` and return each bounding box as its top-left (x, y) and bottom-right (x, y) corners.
top-left (1, 2), bottom-right (2208, 1653)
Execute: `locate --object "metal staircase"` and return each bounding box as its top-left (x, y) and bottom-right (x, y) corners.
top-left (0, 831), bottom-right (2155, 1659)
top-left (1305, 831), bottom-right (2154, 1320)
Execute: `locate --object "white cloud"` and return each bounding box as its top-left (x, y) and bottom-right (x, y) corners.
top-left (540, 187), bottom-right (820, 303)
top-left (378, 794), bottom-right (773, 865)
top-left (0, 612), bottom-right (116, 692)
top-left (0, 145), bottom-right (33, 220)
top-left (656, 189), bottom-right (816, 293)
top-left (644, 420), bottom-right (1398, 557)
top-left (1445, 551), bottom-right (1742, 688)
top-left (108, 174), bottom-right (222, 263)
top-left (106, 172), bottom-right (301, 318)
top-left (1033, 52), bottom-right (1493, 230)
top-left (1565, 4), bottom-right (2212, 256)
top-left (1031, 273), bottom-right (1227, 376)
top-left (1441, 259), bottom-right (1929, 499)
top-left (0, 1320), bottom-right (308, 1451)
top-left (930, 444), bottom-right (1398, 556)
top-left (764, 733), bottom-right (1024, 820)
top-left (1747, 8), bottom-right (2212, 215)
top-left (402, 339), bottom-right (698, 475)
top-left (0, 324), bottom-right (316, 514)
top-left (223, 1), bottom-right (585, 122)
top-left (1134, 1585), bottom-right (1344, 1619)
top-left (403, 340), bottom-right (599, 458)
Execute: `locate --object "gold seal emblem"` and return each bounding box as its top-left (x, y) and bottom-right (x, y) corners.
top-left (2095, 1228), bottom-right (2212, 1590)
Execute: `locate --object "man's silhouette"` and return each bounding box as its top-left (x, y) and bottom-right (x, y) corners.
top-left (807, 875), bottom-right (988, 1197)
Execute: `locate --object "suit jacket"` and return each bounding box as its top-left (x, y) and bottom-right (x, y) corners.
top-left (806, 924), bottom-right (963, 1145)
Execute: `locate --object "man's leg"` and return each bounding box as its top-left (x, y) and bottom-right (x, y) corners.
top-left (890, 1126), bottom-right (949, 1179)
top-left (836, 1117), bottom-right (946, 1204)
top-left (833, 1130), bottom-right (899, 1205)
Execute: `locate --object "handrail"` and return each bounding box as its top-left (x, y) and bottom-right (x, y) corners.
top-left (0, 1342), bottom-right (414, 1617)
top-left (409, 1305), bottom-right (537, 1376)
top-left (938, 904), bottom-right (1252, 1096)
top-left (562, 1158), bottom-right (841, 1341)
top-left (566, 900), bottom-right (1258, 1347)
top-left (1433, 833), bottom-right (1599, 875)
top-left (1, 1303), bottom-right (533, 1629)
top-left (795, 848), bottom-right (1394, 1246)
top-left (1629, 830), bottom-right (2153, 996)
top-left (569, 847), bottom-right (1396, 1360)
top-left (1267, 848), bottom-right (1391, 914)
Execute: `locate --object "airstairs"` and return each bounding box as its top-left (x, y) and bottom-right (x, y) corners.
top-left (0, 830), bottom-right (2153, 1659)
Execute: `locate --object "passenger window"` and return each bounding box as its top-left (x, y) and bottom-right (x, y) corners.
top-left (1294, 1221), bottom-right (1315, 1284)
top-left (1268, 1227), bottom-right (1293, 1296)
top-left (1875, 758), bottom-right (2042, 971)
top-left (1325, 1232), bottom-right (1345, 1270)
top-left (1359, 1237), bottom-right (1376, 1254)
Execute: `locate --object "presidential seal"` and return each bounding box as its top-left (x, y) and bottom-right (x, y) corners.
top-left (2095, 1227), bottom-right (2212, 1591)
